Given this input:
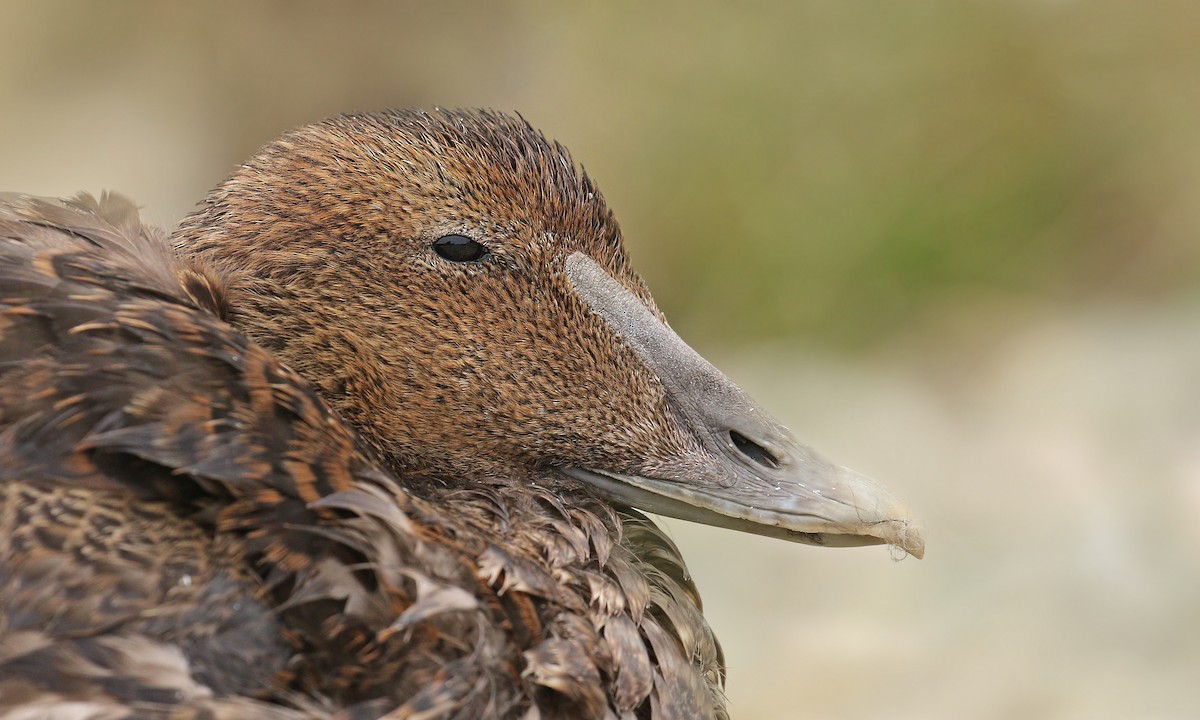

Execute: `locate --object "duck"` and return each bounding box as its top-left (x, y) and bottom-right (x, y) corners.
top-left (0, 109), bottom-right (923, 719)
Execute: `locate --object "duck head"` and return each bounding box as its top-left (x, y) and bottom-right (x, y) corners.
top-left (175, 109), bottom-right (924, 558)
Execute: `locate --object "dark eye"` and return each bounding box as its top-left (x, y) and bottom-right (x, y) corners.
top-left (433, 234), bottom-right (487, 263)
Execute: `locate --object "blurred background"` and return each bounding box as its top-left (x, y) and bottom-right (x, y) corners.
top-left (2, 1), bottom-right (1198, 718)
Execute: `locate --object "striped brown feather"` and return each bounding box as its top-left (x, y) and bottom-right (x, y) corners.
top-left (0, 192), bottom-right (724, 718)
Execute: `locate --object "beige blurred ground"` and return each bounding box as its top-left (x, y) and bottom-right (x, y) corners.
top-left (2, 2), bottom-right (1198, 718)
top-left (679, 309), bottom-right (1200, 719)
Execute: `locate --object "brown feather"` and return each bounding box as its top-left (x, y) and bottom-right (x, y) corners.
top-left (0, 111), bottom-right (753, 718)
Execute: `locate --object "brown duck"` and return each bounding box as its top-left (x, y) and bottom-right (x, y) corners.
top-left (0, 110), bottom-right (923, 719)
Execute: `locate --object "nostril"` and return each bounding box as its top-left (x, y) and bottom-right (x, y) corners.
top-left (729, 430), bottom-right (780, 470)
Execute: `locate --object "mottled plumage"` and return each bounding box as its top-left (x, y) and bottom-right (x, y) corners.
top-left (0, 110), bottom-right (921, 719)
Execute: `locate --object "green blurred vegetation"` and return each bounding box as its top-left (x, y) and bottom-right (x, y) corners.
top-left (1, 0), bottom-right (1198, 350)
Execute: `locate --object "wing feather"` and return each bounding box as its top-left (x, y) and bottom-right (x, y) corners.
top-left (0, 192), bottom-right (726, 719)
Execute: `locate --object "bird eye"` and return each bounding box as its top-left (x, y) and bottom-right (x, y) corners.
top-left (432, 234), bottom-right (487, 263)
